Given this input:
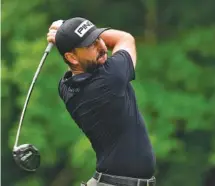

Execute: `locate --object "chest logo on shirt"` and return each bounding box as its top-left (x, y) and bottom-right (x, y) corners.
top-left (68, 87), bottom-right (80, 93)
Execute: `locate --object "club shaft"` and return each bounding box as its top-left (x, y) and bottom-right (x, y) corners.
top-left (14, 43), bottom-right (53, 148)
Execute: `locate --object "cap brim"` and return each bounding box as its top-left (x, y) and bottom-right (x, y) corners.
top-left (77, 28), bottom-right (111, 48)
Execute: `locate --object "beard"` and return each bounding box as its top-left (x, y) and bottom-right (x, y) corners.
top-left (79, 50), bottom-right (107, 73)
top-left (79, 59), bottom-right (100, 73)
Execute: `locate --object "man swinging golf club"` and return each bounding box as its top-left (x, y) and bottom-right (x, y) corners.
top-left (47, 17), bottom-right (156, 186)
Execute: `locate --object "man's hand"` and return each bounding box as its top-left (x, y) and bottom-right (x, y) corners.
top-left (47, 20), bottom-right (64, 44)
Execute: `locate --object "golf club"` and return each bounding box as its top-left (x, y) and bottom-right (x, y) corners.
top-left (12, 43), bottom-right (54, 172)
top-left (12, 20), bottom-right (64, 172)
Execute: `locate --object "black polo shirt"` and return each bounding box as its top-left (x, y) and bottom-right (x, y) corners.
top-left (58, 50), bottom-right (156, 179)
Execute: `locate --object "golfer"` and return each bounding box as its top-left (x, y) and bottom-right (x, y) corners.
top-left (47, 17), bottom-right (156, 186)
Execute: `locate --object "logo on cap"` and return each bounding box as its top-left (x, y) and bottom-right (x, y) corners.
top-left (74, 20), bottom-right (94, 37)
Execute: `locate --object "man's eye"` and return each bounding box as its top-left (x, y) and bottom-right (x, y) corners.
top-left (86, 43), bottom-right (94, 48)
top-left (94, 38), bottom-right (100, 44)
top-left (91, 41), bottom-right (97, 47)
top-left (96, 38), bottom-right (101, 42)
top-left (87, 38), bottom-right (100, 48)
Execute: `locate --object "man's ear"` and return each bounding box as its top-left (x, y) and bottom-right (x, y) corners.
top-left (64, 52), bottom-right (79, 65)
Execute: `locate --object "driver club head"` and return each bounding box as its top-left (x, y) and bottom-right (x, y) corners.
top-left (13, 144), bottom-right (41, 172)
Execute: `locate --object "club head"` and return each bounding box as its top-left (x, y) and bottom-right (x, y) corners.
top-left (13, 144), bottom-right (40, 172)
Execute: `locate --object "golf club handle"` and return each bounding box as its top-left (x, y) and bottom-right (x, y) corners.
top-left (14, 44), bottom-right (53, 148)
top-left (45, 43), bottom-right (54, 53)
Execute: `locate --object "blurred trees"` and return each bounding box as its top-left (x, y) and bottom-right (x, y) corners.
top-left (2, 0), bottom-right (215, 186)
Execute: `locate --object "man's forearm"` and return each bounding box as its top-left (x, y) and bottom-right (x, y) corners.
top-left (100, 29), bottom-right (134, 51)
top-left (100, 29), bottom-right (136, 65)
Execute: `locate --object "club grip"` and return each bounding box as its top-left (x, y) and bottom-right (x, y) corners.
top-left (45, 43), bottom-right (54, 53)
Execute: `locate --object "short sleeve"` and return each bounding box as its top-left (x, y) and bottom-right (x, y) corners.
top-left (101, 50), bottom-right (135, 95)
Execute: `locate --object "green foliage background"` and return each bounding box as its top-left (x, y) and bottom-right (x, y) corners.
top-left (2, 0), bottom-right (215, 185)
